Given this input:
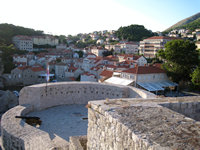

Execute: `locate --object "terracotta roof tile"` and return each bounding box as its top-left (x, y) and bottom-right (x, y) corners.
top-left (69, 77), bottom-right (76, 81)
top-left (82, 72), bottom-right (96, 77)
top-left (66, 66), bottom-right (78, 72)
top-left (100, 70), bottom-right (113, 77)
top-left (30, 66), bottom-right (45, 72)
top-left (122, 66), bottom-right (166, 74)
top-left (153, 63), bottom-right (162, 69)
top-left (17, 66), bottom-right (28, 70)
top-left (145, 36), bottom-right (183, 40)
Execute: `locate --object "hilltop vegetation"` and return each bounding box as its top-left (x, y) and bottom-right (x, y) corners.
top-left (176, 18), bottom-right (200, 31)
top-left (0, 23), bottom-right (44, 45)
top-left (164, 12), bottom-right (200, 32)
top-left (115, 24), bottom-right (154, 41)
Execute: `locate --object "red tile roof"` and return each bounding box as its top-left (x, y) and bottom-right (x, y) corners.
top-left (62, 50), bottom-right (72, 53)
top-left (69, 77), bottom-right (76, 81)
top-left (122, 66), bottom-right (166, 74)
top-left (153, 63), bottom-right (162, 69)
top-left (49, 60), bottom-right (57, 65)
top-left (13, 55), bottom-right (27, 58)
top-left (105, 65), bottom-right (117, 68)
top-left (145, 36), bottom-right (183, 40)
top-left (33, 63), bottom-right (42, 67)
top-left (17, 66), bottom-right (28, 70)
top-left (82, 72), bottom-right (96, 77)
top-left (27, 52), bottom-right (34, 55)
top-left (90, 66), bottom-right (101, 71)
top-left (30, 66), bottom-right (45, 72)
top-left (100, 70), bottom-right (113, 77)
top-left (66, 66), bottom-right (78, 72)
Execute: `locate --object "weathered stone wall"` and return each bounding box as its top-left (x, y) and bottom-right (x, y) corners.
top-left (87, 97), bottom-right (200, 150)
top-left (19, 82), bottom-right (155, 111)
top-left (161, 101), bottom-right (200, 121)
top-left (69, 135), bottom-right (87, 150)
top-left (1, 105), bottom-right (53, 150)
top-left (2, 82), bottom-right (155, 150)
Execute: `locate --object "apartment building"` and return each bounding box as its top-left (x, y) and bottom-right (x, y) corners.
top-left (12, 35), bottom-right (33, 51)
top-left (31, 35), bottom-right (58, 46)
top-left (139, 36), bottom-right (182, 58)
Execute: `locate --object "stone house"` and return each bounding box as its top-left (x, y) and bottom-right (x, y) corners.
top-left (11, 66), bottom-right (46, 85)
top-left (28, 60), bottom-right (36, 67)
top-left (103, 56), bottom-right (118, 65)
top-left (89, 66), bottom-right (103, 79)
top-left (23, 66), bottom-right (46, 85)
top-left (49, 60), bottom-right (57, 73)
top-left (60, 57), bottom-right (72, 64)
top-left (55, 62), bottom-right (68, 78)
top-left (81, 72), bottom-right (97, 82)
top-left (65, 66), bottom-right (84, 78)
top-left (56, 43), bottom-right (67, 50)
top-left (11, 66), bottom-right (27, 84)
top-left (62, 50), bottom-right (73, 58)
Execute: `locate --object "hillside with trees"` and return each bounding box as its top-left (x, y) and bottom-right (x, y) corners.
top-left (115, 24), bottom-right (154, 41)
top-left (0, 23), bottom-right (44, 46)
top-left (164, 12), bottom-right (200, 32)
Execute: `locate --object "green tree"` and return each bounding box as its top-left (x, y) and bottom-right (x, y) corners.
top-left (75, 51), bottom-right (83, 58)
top-left (0, 38), bottom-right (16, 73)
top-left (190, 67), bottom-right (200, 90)
top-left (158, 40), bottom-right (199, 83)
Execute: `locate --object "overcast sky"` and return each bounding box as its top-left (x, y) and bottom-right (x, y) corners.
top-left (0, 0), bottom-right (200, 36)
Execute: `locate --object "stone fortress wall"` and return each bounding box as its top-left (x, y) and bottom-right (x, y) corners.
top-left (87, 97), bottom-right (200, 150)
top-left (1, 82), bottom-right (155, 150)
top-left (19, 82), bottom-right (155, 111)
top-left (2, 82), bottom-right (200, 150)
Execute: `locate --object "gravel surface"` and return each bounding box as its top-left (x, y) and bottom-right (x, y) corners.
top-left (27, 105), bottom-right (88, 142)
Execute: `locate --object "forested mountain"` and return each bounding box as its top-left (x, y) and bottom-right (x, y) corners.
top-left (164, 12), bottom-right (200, 32)
top-left (115, 24), bottom-right (154, 41)
top-left (0, 23), bottom-right (44, 45)
top-left (174, 18), bottom-right (200, 31)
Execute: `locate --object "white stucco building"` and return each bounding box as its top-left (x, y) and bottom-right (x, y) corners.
top-left (91, 46), bottom-right (107, 57)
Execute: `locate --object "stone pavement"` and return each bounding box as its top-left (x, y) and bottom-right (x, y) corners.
top-left (27, 104), bottom-right (88, 148)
